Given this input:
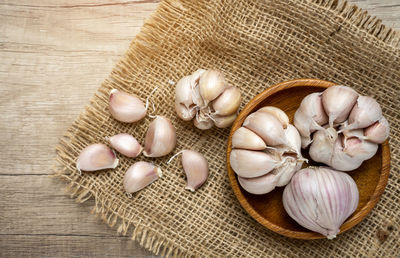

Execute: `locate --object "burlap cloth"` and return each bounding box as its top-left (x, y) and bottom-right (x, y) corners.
top-left (55, 0), bottom-right (400, 256)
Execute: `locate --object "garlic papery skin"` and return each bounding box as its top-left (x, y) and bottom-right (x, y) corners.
top-left (212, 86), bottom-right (241, 116)
top-left (283, 167), bottom-right (359, 239)
top-left (238, 173), bottom-right (277, 195)
top-left (181, 150), bottom-right (209, 192)
top-left (231, 127), bottom-right (267, 150)
top-left (109, 89), bottom-right (147, 123)
top-left (76, 144), bottom-right (119, 172)
top-left (364, 117), bottom-right (390, 144)
top-left (123, 161), bottom-right (162, 194)
top-left (198, 69), bottom-right (226, 104)
top-left (258, 106), bottom-right (290, 129)
top-left (108, 133), bottom-right (142, 158)
top-left (212, 113), bottom-right (237, 128)
top-left (322, 85), bottom-right (358, 127)
top-left (230, 149), bottom-right (278, 178)
top-left (243, 111), bottom-right (286, 146)
top-left (346, 96), bottom-right (382, 130)
top-left (143, 116), bottom-right (176, 157)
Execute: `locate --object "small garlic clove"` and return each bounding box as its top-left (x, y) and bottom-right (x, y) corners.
top-left (193, 114), bottom-right (213, 130)
top-left (238, 173), bottom-right (277, 195)
top-left (123, 161), bottom-right (162, 193)
top-left (322, 85), bottom-right (359, 127)
top-left (181, 150), bottom-right (209, 192)
top-left (212, 86), bottom-right (241, 116)
top-left (309, 129), bottom-right (335, 165)
top-left (343, 137), bottom-right (378, 160)
top-left (258, 106), bottom-right (290, 129)
top-left (231, 127), bottom-right (267, 150)
top-left (143, 116), bottom-right (176, 157)
top-left (275, 158), bottom-right (302, 187)
top-left (284, 124), bottom-right (302, 154)
top-left (346, 96), bottom-right (382, 130)
top-left (109, 89), bottom-right (147, 123)
top-left (364, 117), bottom-right (390, 143)
top-left (198, 69), bottom-right (226, 104)
top-left (230, 149), bottom-right (278, 178)
top-left (108, 133), bottom-right (142, 158)
top-left (76, 144), bottom-right (119, 172)
top-left (212, 113), bottom-right (237, 128)
top-left (243, 112), bottom-right (286, 146)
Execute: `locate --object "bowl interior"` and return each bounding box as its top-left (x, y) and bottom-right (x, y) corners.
top-left (227, 79), bottom-right (390, 239)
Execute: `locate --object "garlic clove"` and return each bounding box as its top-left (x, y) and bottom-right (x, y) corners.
top-left (283, 167), bottom-right (359, 239)
top-left (108, 133), bottom-right (142, 158)
top-left (190, 69), bottom-right (207, 107)
top-left (258, 106), bottom-right (290, 129)
top-left (143, 116), bottom-right (176, 157)
top-left (190, 68), bottom-right (206, 88)
top-left (76, 144), bottom-right (119, 172)
top-left (238, 173), bottom-right (277, 195)
top-left (198, 69), bottom-right (226, 104)
top-left (175, 76), bottom-right (197, 121)
top-left (309, 129), bottom-right (335, 165)
top-left (230, 149), bottom-right (278, 178)
top-left (212, 113), bottom-right (237, 128)
top-left (181, 150), bottom-right (209, 192)
top-left (193, 114), bottom-right (213, 130)
top-left (275, 158), bottom-right (302, 187)
top-left (243, 111), bottom-right (286, 146)
top-left (231, 127), bottom-right (267, 150)
top-left (364, 117), bottom-right (390, 143)
top-left (212, 86), bottom-right (241, 116)
top-left (123, 161), bottom-right (162, 193)
top-left (343, 137), bottom-right (378, 160)
top-left (284, 124), bottom-right (302, 154)
top-left (301, 135), bottom-right (313, 149)
top-left (330, 135), bottom-right (364, 171)
top-left (175, 102), bottom-right (196, 121)
top-left (298, 93), bottom-right (328, 126)
top-left (346, 96), bottom-right (382, 130)
top-left (322, 85), bottom-right (358, 127)
top-left (109, 89), bottom-right (147, 123)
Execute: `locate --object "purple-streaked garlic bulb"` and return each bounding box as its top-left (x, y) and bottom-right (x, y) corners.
top-left (175, 69), bottom-right (241, 129)
top-left (123, 161), bottom-right (162, 194)
top-left (109, 89), bottom-right (147, 123)
top-left (283, 167), bottom-right (359, 239)
top-left (108, 133), bottom-right (142, 158)
top-left (294, 85), bottom-right (389, 171)
top-left (229, 106), bottom-right (305, 195)
top-left (76, 144), bottom-right (119, 173)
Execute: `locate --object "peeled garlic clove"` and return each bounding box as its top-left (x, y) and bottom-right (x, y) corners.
top-left (232, 127), bottom-right (267, 150)
top-left (109, 89), bottom-right (146, 123)
top-left (343, 137), bottom-right (378, 160)
top-left (238, 173), bottom-right (277, 195)
top-left (212, 86), bottom-right (241, 116)
top-left (108, 133), bottom-right (142, 158)
top-left (309, 129), bottom-right (335, 165)
top-left (76, 144), bottom-right (119, 172)
top-left (283, 167), bottom-right (359, 239)
top-left (364, 117), bottom-right (390, 143)
top-left (181, 150), bottom-right (209, 192)
top-left (322, 85), bottom-right (358, 127)
top-left (212, 113), bottom-right (237, 128)
top-left (198, 69), bottom-right (226, 104)
top-left (258, 106), bottom-right (290, 129)
top-left (346, 96), bottom-right (382, 130)
top-left (143, 116), bottom-right (176, 157)
top-left (243, 112), bottom-right (286, 146)
top-left (193, 115), bottom-right (213, 130)
top-left (123, 161), bottom-right (162, 193)
top-left (230, 149), bottom-right (278, 178)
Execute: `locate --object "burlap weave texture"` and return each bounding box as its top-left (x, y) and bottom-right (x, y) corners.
top-left (56, 0), bottom-right (400, 256)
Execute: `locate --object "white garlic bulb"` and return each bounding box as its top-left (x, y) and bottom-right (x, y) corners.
top-left (123, 161), bottom-right (162, 194)
top-left (230, 106), bottom-right (305, 195)
top-left (143, 116), bottom-right (176, 157)
top-left (294, 85), bottom-right (389, 171)
top-left (109, 89), bottom-right (147, 123)
top-left (108, 133), bottom-right (142, 158)
top-left (283, 167), bottom-right (359, 239)
top-left (175, 69), bottom-right (241, 129)
top-left (76, 144), bottom-right (119, 173)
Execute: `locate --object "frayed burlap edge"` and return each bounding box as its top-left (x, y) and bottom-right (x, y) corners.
top-left (53, 0), bottom-right (400, 257)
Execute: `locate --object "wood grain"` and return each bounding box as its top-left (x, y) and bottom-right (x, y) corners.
top-left (0, 0), bottom-right (398, 256)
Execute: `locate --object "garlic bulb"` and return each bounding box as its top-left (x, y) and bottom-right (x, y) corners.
top-left (109, 89), bottom-right (147, 123)
top-left (230, 106), bottom-right (305, 195)
top-left (123, 161), bottom-right (162, 193)
top-left (108, 133), bottom-right (142, 158)
top-left (283, 167), bottom-right (359, 239)
top-left (143, 116), bottom-right (176, 157)
top-left (76, 144), bottom-right (119, 172)
top-left (294, 85), bottom-right (389, 171)
top-left (175, 69), bottom-right (241, 129)
top-left (181, 150), bottom-right (209, 191)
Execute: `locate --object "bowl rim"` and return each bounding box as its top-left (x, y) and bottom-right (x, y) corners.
top-left (226, 78), bottom-right (390, 239)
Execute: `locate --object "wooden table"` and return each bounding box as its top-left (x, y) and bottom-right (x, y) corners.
top-left (0, 0), bottom-right (398, 256)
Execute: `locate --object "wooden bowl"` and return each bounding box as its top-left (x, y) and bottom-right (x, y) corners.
top-left (226, 78), bottom-right (390, 239)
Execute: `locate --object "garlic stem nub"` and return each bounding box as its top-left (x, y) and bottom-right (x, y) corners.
top-left (76, 144), bottom-right (119, 173)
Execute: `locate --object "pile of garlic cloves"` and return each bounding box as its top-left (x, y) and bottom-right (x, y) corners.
top-left (175, 69), bottom-right (242, 129)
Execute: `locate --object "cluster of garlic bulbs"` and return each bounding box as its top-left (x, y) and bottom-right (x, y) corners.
top-left (76, 88), bottom-right (210, 195)
top-left (175, 69), bottom-right (242, 129)
top-left (230, 107), bottom-right (305, 195)
top-left (294, 85), bottom-right (389, 171)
